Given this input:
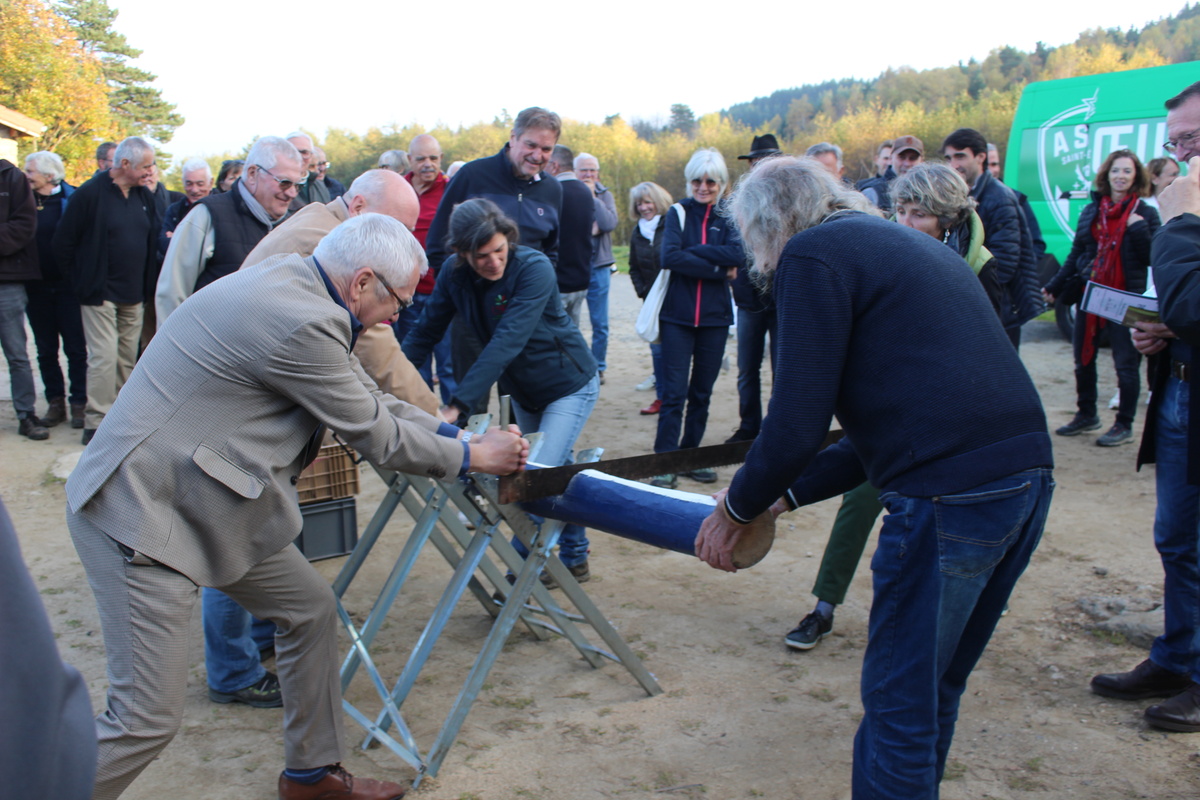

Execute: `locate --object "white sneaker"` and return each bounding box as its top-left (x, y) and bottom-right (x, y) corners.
top-left (635, 375), bottom-right (655, 392)
top-left (1108, 391), bottom-right (1120, 410)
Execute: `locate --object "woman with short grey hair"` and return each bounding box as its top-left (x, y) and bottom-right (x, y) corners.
top-left (23, 151), bottom-right (87, 428)
top-left (892, 162), bottom-right (1002, 313)
top-left (650, 148), bottom-right (745, 489)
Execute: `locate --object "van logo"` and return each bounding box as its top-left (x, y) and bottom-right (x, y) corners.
top-left (1036, 87), bottom-right (1167, 240)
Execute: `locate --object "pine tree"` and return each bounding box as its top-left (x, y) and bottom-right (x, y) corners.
top-left (54, 0), bottom-right (183, 143)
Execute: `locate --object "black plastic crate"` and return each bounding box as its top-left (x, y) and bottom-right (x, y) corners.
top-left (295, 496), bottom-right (358, 561)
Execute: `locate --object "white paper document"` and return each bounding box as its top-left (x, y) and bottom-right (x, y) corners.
top-left (1081, 281), bottom-right (1160, 327)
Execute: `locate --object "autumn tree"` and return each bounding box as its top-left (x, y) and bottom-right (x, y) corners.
top-left (55, 0), bottom-right (183, 142)
top-left (0, 0), bottom-right (114, 182)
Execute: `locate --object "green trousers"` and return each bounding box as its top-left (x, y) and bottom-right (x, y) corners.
top-left (811, 482), bottom-right (883, 605)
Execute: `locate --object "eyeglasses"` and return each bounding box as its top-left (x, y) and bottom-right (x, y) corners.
top-left (376, 274), bottom-right (412, 313)
top-left (317, 161), bottom-right (331, 169)
top-left (690, 178), bottom-right (718, 187)
top-left (1163, 127), bottom-right (1200, 156)
top-left (253, 165), bottom-right (307, 192)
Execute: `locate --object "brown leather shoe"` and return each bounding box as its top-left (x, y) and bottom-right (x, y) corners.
top-left (1091, 658), bottom-right (1193, 700)
top-left (278, 764), bottom-right (407, 800)
top-left (1146, 684), bottom-right (1200, 732)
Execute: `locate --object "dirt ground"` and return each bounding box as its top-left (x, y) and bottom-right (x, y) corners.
top-left (4, 275), bottom-right (1200, 800)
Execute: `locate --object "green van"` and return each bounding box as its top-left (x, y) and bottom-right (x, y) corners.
top-left (1007, 61), bottom-right (1198, 335)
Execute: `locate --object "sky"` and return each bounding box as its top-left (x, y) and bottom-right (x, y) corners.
top-left (106, 0), bottom-right (1194, 161)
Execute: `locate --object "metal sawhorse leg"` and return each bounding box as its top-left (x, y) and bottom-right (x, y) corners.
top-left (331, 420), bottom-right (662, 787)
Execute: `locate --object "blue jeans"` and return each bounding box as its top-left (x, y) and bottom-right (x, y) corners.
top-left (854, 468), bottom-right (1054, 800)
top-left (1150, 377), bottom-right (1200, 680)
top-left (734, 305), bottom-right (777, 436)
top-left (655, 322), bottom-right (728, 453)
top-left (510, 374), bottom-right (600, 567)
top-left (393, 293), bottom-right (456, 405)
top-left (586, 266), bottom-right (610, 372)
top-left (0, 283), bottom-right (37, 419)
top-left (650, 341), bottom-right (664, 400)
top-left (25, 281), bottom-right (88, 405)
top-left (202, 588), bottom-right (277, 692)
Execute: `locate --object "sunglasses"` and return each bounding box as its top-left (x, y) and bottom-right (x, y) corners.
top-left (253, 165), bottom-right (307, 192)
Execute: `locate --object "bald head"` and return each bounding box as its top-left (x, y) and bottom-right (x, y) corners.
top-left (344, 169), bottom-right (419, 230)
top-left (407, 134), bottom-right (442, 192)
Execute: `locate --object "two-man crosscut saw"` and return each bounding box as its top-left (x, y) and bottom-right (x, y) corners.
top-left (497, 429), bottom-right (844, 504)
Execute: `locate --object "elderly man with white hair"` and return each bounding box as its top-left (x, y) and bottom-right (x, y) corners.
top-left (286, 130), bottom-right (329, 207)
top-left (156, 136), bottom-right (305, 324)
top-left (53, 136), bottom-right (159, 443)
top-left (66, 212), bottom-right (529, 800)
top-left (695, 156), bottom-right (1054, 800)
top-left (158, 157), bottom-right (212, 259)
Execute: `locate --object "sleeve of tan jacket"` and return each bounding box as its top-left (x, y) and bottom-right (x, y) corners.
top-left (241, 203), bottom-right (442, 416)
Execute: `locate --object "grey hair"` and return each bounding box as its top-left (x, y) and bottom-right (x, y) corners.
top-left (805, 142), bottom-right (843, 168)
top-left (987, 142), bottom-right (999, 154)
top-left (512, 107), bottom-right (562, 139)
top-left (246, 136), bottom-right (302, 173)
top-left (344, 169), bottom-right (402, 207)
top-left (574, 152), bottom-right (598, 169)
top-left (181, 157), bottom-right (212, 180)
top-left (96, 142), bottom-right (116, 161)
top-left (684, 148), bottom-right (730, 198)
top-left (891, 162), bottom-right (975, 232)
top-left (727, 156), bottom-right (877, 275)
top-left (113, 137), bottom-right (154, 168)
top-left (24, 151), bottom-right (65, 184)
top-left (285, 131), bottom-right (313, 146)
top-left (313, 212), bottom-right (426, 290)
top-left (378, 149), bottom-right (409, 172)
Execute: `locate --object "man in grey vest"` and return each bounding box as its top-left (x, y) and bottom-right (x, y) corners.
top-left (155, 136), bottom-right (304, 323)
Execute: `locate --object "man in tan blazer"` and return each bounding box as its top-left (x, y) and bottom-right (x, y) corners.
top-left (66, 214), bottom-right (527, 800)
top-left (242, 168), bottom-right (444, 419)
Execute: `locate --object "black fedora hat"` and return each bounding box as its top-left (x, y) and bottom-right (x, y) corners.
top-left (738, 134), bottom-right (782, 160)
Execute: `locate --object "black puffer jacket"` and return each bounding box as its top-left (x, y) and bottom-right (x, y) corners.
top-left (972, 170), bottom-right (1044, 329)
top-left (1044, 192), bottom-right (1161, 302)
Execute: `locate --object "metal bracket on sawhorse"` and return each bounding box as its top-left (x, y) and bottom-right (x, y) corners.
top-left (331, 415), bottom-right (662, 787)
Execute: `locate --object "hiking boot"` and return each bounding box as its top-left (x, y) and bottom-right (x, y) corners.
top-left (682, 468), bottom-right (717, 483)
top-left (209, 670), bottom-right (283, 708)
top-left (1097, 423), bottom-right (1133, 447)
top-left (785, 610), bottom-right (833, 651)
top-left (70, 402), bottom-right (86, 429)
top-left (540, 560), bottom-right (590, 590)
top-left (650, 473), bottom-right (677, 489)
top-left (18, 416), bottom-right (49, 441)
top-left (1055, 415), bottom-right (1102, 436)
top-left (41, 398), bottom-right (68, 427)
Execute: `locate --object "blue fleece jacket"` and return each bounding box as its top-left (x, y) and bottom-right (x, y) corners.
top-left (725, 212), bottom-right (1052, 522)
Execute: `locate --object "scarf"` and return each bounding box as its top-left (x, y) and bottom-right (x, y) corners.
top-left (1081, 195), bottom-right (1137, 366)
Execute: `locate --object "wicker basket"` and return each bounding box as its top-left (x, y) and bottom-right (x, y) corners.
top-left (296, 443), bottom-right (360, 505)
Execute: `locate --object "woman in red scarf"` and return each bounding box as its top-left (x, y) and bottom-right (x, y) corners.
top-left (1043, 149), bottom-right (1161, 446)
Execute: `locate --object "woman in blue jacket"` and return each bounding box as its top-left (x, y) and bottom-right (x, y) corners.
top-left (403, 198), bottom-right (599, 581)
top-left (652, 149), bottom-right (746, 488)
